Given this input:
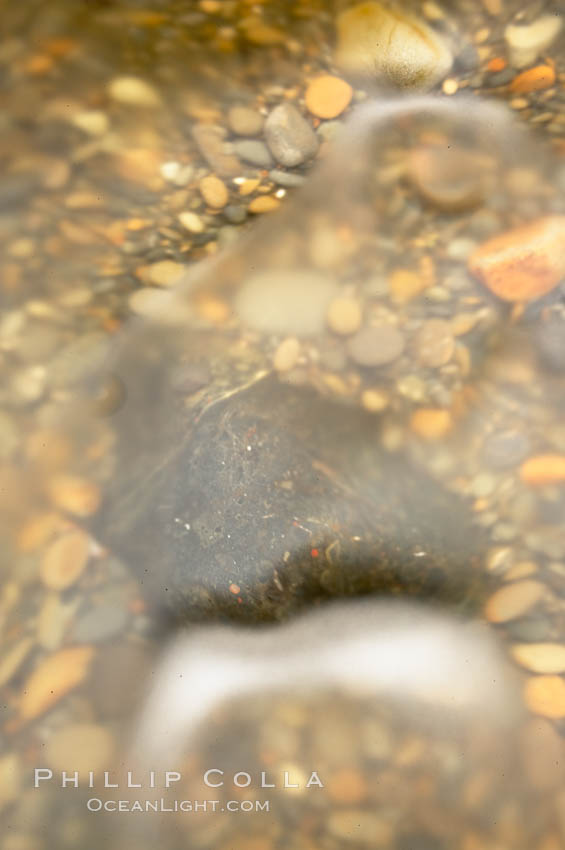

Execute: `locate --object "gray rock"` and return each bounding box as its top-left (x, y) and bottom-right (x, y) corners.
top-left (264, 104), bottom-right (318, 167)
top-left (482, 429), bottom-right (531, 468)
top-left (191, 124), bottom-right (241, 176)
top-left (232, 139), bottom-right (273, 168)
top-left (224, 204), bottom-right (247, 224)
top-left (227, 105), bottom-right (264, 136)
top-left (268, 169), bottom-right (306, 188)
top-left (347, 325), bottom-right (405, 367)
top-left (72, 602), bottom-right (129, 643)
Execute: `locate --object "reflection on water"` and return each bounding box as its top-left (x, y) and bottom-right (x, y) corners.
top-left (2, 1), bottom-right (565, 849)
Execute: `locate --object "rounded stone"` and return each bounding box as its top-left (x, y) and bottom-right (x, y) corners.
top-left (232, 139), bottom-right (273, 168)
top-left (264, 103), bottom-right (318, 167)
top-left (235, 270), bottom-right (337, 336)
top-left (45, 723), bottom-right (115, 773)
top-left (199, 174), bottom-right (229, 208)
top-left (305, 75), bottom-right (353, 119)
top-left (334, 1), bottom-right (452, 90)
top-left (227, 105), bottom-right (264, 136)
top-left (273, 337), bottom-right (301, 372)
top-left (414, 319), bottom-right (455, 368)
top-left (482, 429), bottom-right (531, 469)
top-left (485, 580), bottom-right (545, 623)
top-left (468, 216), bottom-right (565, 302)
top-left (535, 312), bottom-right (565, 372)
top-left (347, 324), bottom-right (405, 367)
top-left (107, 76), bottom-right (161, 107)
top-left (326, 297), bottom-right (363, 335)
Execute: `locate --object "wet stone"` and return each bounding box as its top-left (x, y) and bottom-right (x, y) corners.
top-left (223, 204), bottom-right (247, 224)
top-left (235, 270), bottom-right (336, 336)
top-left (269, 169), bottom-right (306, 188)
top-left (90, 643), bottom-right (150, 719)
top-left (414, 319), bottom-right (454, 368)
top-left (264, 103), bottom-right (318, 168)
top-left (347, 325), bottom-right (405, 367)
top-left (334, 1), bottom-right (452, 90)
top-left (72, 601), bottom-right (129, 644)
top-left (232, 139), bottom-right (273, 168)
top-left (192, 124), bottom-right (241, 177)
top-left (94, 377), bottom-right (485, 623)
top-left (482, 429), bottom-right (531, 469)
top-left (504, 15), bottom-right (563, 69)
top-left (535, 312), bottom-right (565, 372)
top-left (506, 616), bottom-right (554, 643)
top-left (227, 105), bottom-right (264, 136)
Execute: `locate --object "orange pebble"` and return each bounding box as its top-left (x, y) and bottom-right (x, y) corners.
top-left (487, 57), bottom-right (506, 72)
top-left (20, 646), bottom-right (96, 721)
top-left (524, 675), bottom-right (565, 719)
top-left (510, 65), bottom-right (556, 95)
top-left (24, 54), bottom-right (54, 75)
top-left (305, 74), bottom-right (353, 119)
top-left (519, 455), bottom-right (565, 486)
top-left (410, 408), bottom-right (453, 441)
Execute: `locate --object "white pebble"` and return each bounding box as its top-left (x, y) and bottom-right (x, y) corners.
top-left (107, 75), bottom-right (161, 107)
top-left (505, 15), bottom-right (563, 69)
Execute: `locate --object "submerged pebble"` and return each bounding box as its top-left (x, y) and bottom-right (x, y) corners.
top-left (235, 270), bottom-right (337, 336)
top-left (334, 1), bottom-right (452, 89)
top-left (264, 103), bottom-right (318, 167)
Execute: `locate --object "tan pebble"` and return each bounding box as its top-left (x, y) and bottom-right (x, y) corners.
top-left (414, 319), bottom-right (454, 368)
top-left (199, 174), bottom-right (229, 208)
top-left (305, 75), bottom-right (353, 119)
top-left (512, 644), bottom-right (565, 674)
top-left (0, 639), bottom-right (34, 689)
top-left (248, 195), bottom-right (280, 213)
top-left (20, 646), bottom-right (95, 721)
top-left (326, 297), bottom-right (362, 335)
top-left (146, 259), bottom-right (185, 287)
top-left (45, 723), bottom-right (115, 773)
top-left (0, 753), bottom-right (22, 808)
top-left (273, 337), bottom-right (300, 372)
top-left (227, 105), bottom-right (264, 137)
top-left (451, 313), bottom-right (480, 336)
top-left (113, 148), bottom-right (162, 186)
top-left (504, 561), bottom-right (538, 581)
top-left (409, 146), bottom-right (488, 212)
top-left (468, 216), bottom-right (565, 302)
top-left (178, 211), bottom-right (204, 233)
top-left (485, 580), bottom-right (545, 623)
top-left (26, 429), bottom-right (72, 471)
top-left (47, 475), bottom-right (101, 517)
top-left (410, 408), bottom-right (452, 440)
top-left (238, 178), bottom-right (260, 196)
top-left (524, 675), bottom-right (565, 719)
top-left (194, 296), bottom-right (230, 324)
top-left (16, 512), bottom-right (64, 553)
top-left (326, 767), bottom-right (368, 804)
top-left (520, 455), bottom-right (565, 486)
top-left (480, 0), bottom-right (501, 14)
top-left (40, 529), bottom-right (90, 590)
top-left (521, 718), bottom-right (565, 791)
top-left (37, 593), bottom-right (71, 651)
top-left (107, 76), bottom-right (161, 107)
top-left (361, 388), bottom-right (389, 413)
top-left (388, 268), bottom-right (428, 303)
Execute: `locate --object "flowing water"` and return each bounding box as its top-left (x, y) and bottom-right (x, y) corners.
top-left (2, 1), bottom-right (565, 849)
